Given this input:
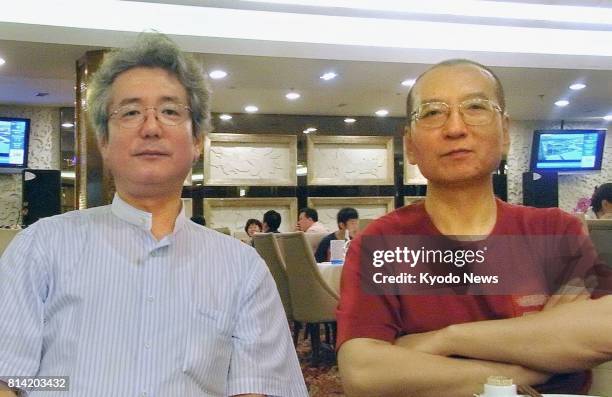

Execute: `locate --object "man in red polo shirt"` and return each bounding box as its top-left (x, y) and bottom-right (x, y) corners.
top-left (337, 59), bottom-right (612, 397)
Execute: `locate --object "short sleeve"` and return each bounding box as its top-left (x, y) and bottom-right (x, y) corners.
top-left (336, 234), bottom-right (403, 350)
top-left (0, 225), bottom-right (48, 381)
top-left (225, 252), bottom-right (308, 397)
top-left (314, 234), bottom-right (331, 263)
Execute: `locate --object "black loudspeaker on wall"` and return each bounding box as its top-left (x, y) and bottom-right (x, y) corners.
top-left (522, 171), bottom-right (558, 208)
top-left (22, 169), bottom-right (61, 226)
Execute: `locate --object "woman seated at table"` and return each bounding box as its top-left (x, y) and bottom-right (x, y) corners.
top-left (244, 218), bottom-right (263, 239)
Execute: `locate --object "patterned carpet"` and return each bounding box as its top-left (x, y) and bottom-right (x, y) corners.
top-left (295, 324), bottom-right (345, 397)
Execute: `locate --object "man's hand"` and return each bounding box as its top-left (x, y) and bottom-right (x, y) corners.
top-left (544, 277), bottom-right (593, 311)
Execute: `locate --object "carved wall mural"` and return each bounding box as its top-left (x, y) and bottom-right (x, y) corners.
top-left (204, 197), bottom-right (298, 234)
top-left (308, 196), bottom-right (395, 231)
top-left (307, 136), bottom-right (394, 185)
top-left (204, 133), bottom-right (297, 186)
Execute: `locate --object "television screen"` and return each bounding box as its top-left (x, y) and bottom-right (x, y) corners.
top-left (530, 129), bottom-right (606, 172)
top-left (0, 117), bottom-right (30, 169)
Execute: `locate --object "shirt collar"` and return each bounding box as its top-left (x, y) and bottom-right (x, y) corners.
top-left (111, 193), bottom-right (188, 234)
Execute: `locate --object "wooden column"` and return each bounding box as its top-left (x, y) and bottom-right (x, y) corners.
top-left (75, 50), bottom-right (114, 209)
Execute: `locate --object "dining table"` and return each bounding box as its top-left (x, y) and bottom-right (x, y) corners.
top-left (317, 261), bottom-right (343, 295)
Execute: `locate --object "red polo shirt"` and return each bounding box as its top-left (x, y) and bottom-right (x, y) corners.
top-left (337, 199), bottom-right (599, 394)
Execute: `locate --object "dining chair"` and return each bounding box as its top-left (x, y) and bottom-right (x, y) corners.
top-left (277, 231), bottom-right (339, 365)
top-left (252, 233), bottom-right (294, 321)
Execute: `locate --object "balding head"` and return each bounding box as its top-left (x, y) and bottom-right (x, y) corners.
top-left (406, 59), bottom-right (506, 124)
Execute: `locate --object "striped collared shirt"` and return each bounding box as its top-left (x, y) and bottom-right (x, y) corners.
top-left (0, 195), bottom-right (307, 396)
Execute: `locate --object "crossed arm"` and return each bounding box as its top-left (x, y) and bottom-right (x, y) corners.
top-left (339, 294), bottom-right (612, 397)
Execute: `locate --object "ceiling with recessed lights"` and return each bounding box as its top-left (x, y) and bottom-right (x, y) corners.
top-left (1, 0), bottom-right (611, 121)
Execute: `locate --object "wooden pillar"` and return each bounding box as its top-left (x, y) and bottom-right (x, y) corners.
top-left (75, 50), bottom-right (114, 209)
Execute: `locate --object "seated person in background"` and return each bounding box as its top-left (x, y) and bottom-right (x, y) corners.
top-left (244, 218), bottom-right (263, 238)
top-left (592, 183), bottom-right (612, 219)
top-left (337, 58), bottom-right (612, 397)
top-left (0, 33), bottom-right (306, 397)
top-left (296, 207), bottom-right (329, 233)
top-left (315, 207), bottom-right (359, 262)
top-left (262, 209), bottom-right (282, 233)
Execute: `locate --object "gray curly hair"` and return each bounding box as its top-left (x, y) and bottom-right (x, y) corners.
top-left (87, 32), bottom-right (211, 142)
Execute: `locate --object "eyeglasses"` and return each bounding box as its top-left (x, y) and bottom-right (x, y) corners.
top-left (109, 102), bottom-right (192, 129)
top-left (410, 98), bottom-right (503, 129)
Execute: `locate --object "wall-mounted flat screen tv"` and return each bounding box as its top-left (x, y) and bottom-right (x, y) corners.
top-left (0, 117), bottom-right (30, 170)
top-left (530, 129), bottom-right (606, 172)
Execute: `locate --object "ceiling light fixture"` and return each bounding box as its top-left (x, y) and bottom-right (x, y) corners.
top-left (303, 127), bottom-right (317, 134)
top-left (286, 92), bottom-right (301, 100)
top-left (569, 83), bottom-right (586, 90)
top-left (0, 57), bottom-right (5, 66)
top-left (375, 109), bottom-right (389, 117)
top-left (344, 118), bottom-right (356, 123)
top-left (554, 100), bottom-right (569, 107)
top-left (603, 115), bottom-right (612, 121)
top-left (244, 105), bottom-right (259, 113)
top-left (219, 114), bottom-right (233, 121)
top-left (209, 70), bottom-right (228, 79)
top-left (61, 122), bottom-right (75, 128)
top-left (401, 79), bottom-right (416, 87)
top-left (320, 72), bottom-right (337, 81)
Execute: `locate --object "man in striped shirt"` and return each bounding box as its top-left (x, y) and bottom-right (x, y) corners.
top-left (0, 33), bottom-right (307, 397)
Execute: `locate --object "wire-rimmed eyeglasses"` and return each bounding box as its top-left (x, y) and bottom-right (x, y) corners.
top-left (109, 102), bottom-right (192, 129)
top-left (410, 98), bottom-right (503, 129)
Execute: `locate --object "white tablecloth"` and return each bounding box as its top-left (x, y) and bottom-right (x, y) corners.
top-left (317, 262), bottom-right (343, 295)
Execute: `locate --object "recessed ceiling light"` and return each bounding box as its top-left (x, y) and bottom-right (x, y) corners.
top-left (303, 127), bottom-right (317, 134)
top-left (244, 105), bottom-right (259, 113)
top-left (61, 122), bottom-right (74, 128)
top-left (209, 70), bottom-right (228, 79)
top-left (375, 109), bottom-right (389, 117)
top-left (344, 118), bottom-right (356, 123)
top-left (285, 92), bottom-right (301, 100)
top-left (320, 72), bottom-right (337, 81)
top-left (554, 100), bottom-right (570, 107)
top-left (0, 57), bottom-right (5, 66)
top-left (401, 79), bottom-right (416, 87)
top-left (569, 83), bottom-right (586, 90)
top-left (603, 115), bottom-right (612, 121)
top-left (219, 114), bottom-right (232, 121)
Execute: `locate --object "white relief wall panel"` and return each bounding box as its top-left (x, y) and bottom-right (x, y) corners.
top-left (0, 106), bottom-right (60, 225)
top-left (204, 133), bottom-right (297, 186)
top-left (204, 197), bottom-right (297, 235)
top-left (308, 197), bottom-right (395, 232)
top-left (307, 136), bottom-right (394, 185)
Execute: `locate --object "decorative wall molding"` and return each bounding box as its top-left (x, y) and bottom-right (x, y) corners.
top-left (204, 133), bottom-right (297, 186)
top-left (203, 197), bottom-right (298, 234)
top-left (307, 196), bottom-right (395, 231)
top-left (307, 135), bottom-right (394, 185)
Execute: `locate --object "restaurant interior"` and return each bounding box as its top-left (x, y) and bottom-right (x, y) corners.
top-left (1, 1), bottom-right (612, 396)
